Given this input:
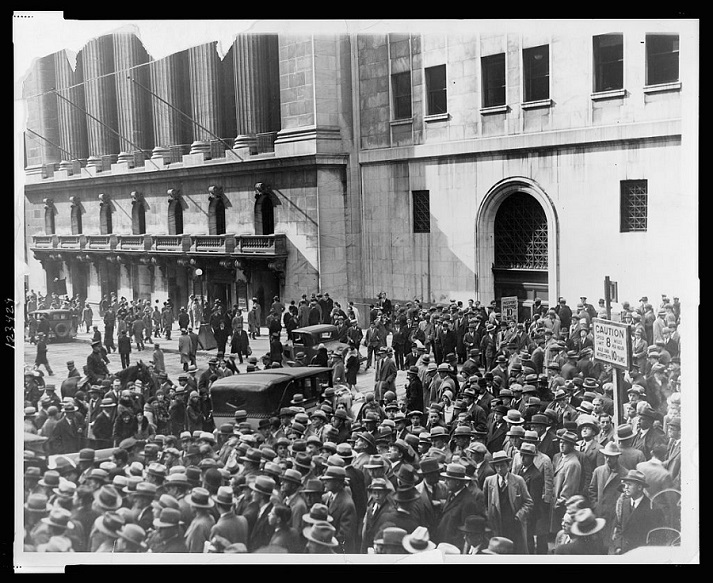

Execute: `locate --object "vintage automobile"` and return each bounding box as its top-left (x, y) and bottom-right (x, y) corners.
top-left (283, 324), bottom-right (350, 363)
top-left (29, 309), bottom-right (77, 342)
top-left (210, 366), bottom-right (333, 429)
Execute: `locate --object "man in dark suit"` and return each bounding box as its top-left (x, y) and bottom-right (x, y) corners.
top-left (486, 405), bottom-right (509, 453)
top-left (244, 476), bottom-right (276, 552)
top-left (663, 416), bottom-right (681, 488)
top-left (434, 463), bottom-right (485, 548)
top-left (468, 442), bottom-right (495, 491)
top-left (631, 405), bottom-right (667, 461)
top-left (612, 470), bottom-right (664, 554)
top-left (414, 458), bottom-right (448, 533)
top-left (360, 478), bottom-right (395, 553)
top-left (588, 441), bottom-right (629, 553)
top-left (210, 486), bottom-right (249, 547)
top-left (515, 443), bottom-right (545, 554)
top-left (280, 469), bottom-right (309, 533)
top-left (321, 466), bottom-right (358, 554)
top-left (375, 347), bottom-right (397, 402)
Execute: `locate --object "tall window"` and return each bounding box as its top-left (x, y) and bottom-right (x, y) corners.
top-left (482, 53), bottom-right (506, 107)
top-left (71, 205), bottom-right (82, 235)
top-left (209, 197), bottom-right (226, 236)
top-left (168, 199), bottom-right (183, 235)
top-left (593, 34), bottom-right (624, 92)
top-left (523, 45), bottom-right (550, 102)
top-left (412, 191), bottom-right (430, 233)
top-left (100, 204), bottom-right (112, 235)
top-left (620, 180), bottom-right (648, 232)
top-left (132, 203), bottom-right (146, 235)
top-left (44, 206), bottom-right (55, 235)
top-left (646, 34), bottom-right (679, 85)
top-left (425, 65), bottom-right (447, 115)
top-left (392, 71), bottom-right (412, 119)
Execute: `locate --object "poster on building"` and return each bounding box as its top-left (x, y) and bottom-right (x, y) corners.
top-left (501, 296), bottom-right (518, 323)
top-left (592, 318), bottom-right (631, 370)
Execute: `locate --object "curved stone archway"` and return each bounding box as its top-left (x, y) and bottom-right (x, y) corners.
top-left (475, 177), bottom-right (560, 306)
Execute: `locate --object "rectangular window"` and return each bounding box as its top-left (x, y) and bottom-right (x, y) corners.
top-left (391, 71), bottom-right (412, 120)
top-left (482, 53), bottom-right (506, 107)
top-left (593, 34), bottom-right (624, 92)
top-left (412, 190), bottom-right (430, 233)
top-left (646, 34), bottom-right (679, 85)
top-left (620, 180), bottom-right (648, 232)
top-left (523, 45), bottom-right (550, 102)
top-left (425, 65), bottom-right (447, 115)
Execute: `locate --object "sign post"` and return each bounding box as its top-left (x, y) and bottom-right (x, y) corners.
top-left (592, 318), bottom-right (632, 430)
top-left (501, 296), bottom-right (518, 324)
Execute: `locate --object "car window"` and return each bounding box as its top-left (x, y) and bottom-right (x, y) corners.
top-left (291, 332), bottom-right (312, 346)
top-left (319, 331), bottom-right (334, 340)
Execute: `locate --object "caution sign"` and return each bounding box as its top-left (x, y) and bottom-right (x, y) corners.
top-left (592, 318), bottom-right (631, 369)
top-left (501, 296), bottom-right (518, 323)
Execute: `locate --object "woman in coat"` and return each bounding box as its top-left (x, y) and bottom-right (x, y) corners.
top-left (345, 343), bottom-right (360, 394)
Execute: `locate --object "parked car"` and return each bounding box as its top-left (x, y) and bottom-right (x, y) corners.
top-left (210, 366), bottom-right (333, 429)
top-left (284, 324), bottom-right (350, 363)
top-left (29, 309), bottom-right (77, 342)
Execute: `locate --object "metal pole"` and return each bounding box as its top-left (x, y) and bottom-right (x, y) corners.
top-left (127, 75), bottom-right (245, 162)
top-left (604, 275), bottom-right (612, 321)
top-left (51, 89), bottom-right (161, 171)
top-left (612, 367), bottom-right (620, 431)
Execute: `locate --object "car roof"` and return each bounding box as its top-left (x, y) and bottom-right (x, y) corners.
top-left (30, 309), bottom-right (72, 316)
top-left (291, 325), bottom-right (337, 335)
top-left (210, 366), bottom-right (332, 391)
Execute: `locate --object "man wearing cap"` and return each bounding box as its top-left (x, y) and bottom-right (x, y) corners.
top-left (612, 469), bottom-right (663, 554)
top-left (434, 462), bottom-right (486, 548)
top-left (483, 451), bottom-right (534, 554)
top-left (551, 431), bottom-right (583, 536)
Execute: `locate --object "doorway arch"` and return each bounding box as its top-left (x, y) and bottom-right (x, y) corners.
top-left (254, 192), bottom-right (280, 236)
top-left (475, 177), bottom-right (559, 307)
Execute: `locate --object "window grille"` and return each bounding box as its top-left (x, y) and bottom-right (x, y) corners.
top-left (494, 192), bottom-right (548, 270)
top-left (620, 180), bottom-right (648, 232)
top-left (412, 191), bottom-right (430, 233)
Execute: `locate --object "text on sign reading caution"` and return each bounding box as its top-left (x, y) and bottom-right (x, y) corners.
top-left (593, 319), bottom-right (630, 367)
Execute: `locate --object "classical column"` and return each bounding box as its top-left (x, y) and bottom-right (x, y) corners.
top-left (23, 54), bottom-right (61, 169)
top-left (149, 51), bottom-right (191, 160)
top-left (231, 34), bottom-right (279, 154)
top-left (187, 42), bottom-right (225, 158)
top-left (113, 33), bottom-right (153, 166)
top-left (81, 35), bottom-right (119, 160)
top-left (54, 49), bottom-right (88, 167)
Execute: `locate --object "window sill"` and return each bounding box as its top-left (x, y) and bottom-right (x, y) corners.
top-left (424, 113), bottom-right (450, 123)
top-left (643, 81), bottom-right (682, 94)
top-left (390, 118), bottom-right (413, 127)
top-left (591, 88), bottom-right (627, 101)
top-left (480, 104), bottom-right (509, 115)
top-left (521, 98), bottom-right (553, 110)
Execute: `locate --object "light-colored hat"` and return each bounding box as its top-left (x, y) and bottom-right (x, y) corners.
top-left (402, 526), bottom-right (436, 553)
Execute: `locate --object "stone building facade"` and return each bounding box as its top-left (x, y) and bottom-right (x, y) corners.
top-left (22, 24), bottom-right (694, 323)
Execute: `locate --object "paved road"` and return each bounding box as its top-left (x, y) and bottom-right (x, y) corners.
top-left (23, 324), bottom-right (407, 399)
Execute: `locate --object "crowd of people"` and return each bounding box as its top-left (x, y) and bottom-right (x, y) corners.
top-left (22, 287), bottom-right (684, 556)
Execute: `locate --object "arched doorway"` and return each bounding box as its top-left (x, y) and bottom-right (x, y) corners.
top-left (475, 177), bottom-right (559, 312)
top-left (209, 197), bottom-right (226, 235)
top-left (254, 192), bottom-right (280, 236)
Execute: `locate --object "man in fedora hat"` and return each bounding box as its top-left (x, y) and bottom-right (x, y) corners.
top-left (266, 502), bottom-right (302, 553)
top-left (372, 526), bottom-right (408, 555)
top-left (486, 405), bottom-right (510, 453)
top-left (631, 404), bottom-right (667, 461)
top-left (402, 525), bottom-right (437, 555)
top-left (483, 450), bottom-right (534, 554)
top-left (551, 431), bottom-right (583, 536)
top-left (303, 521), bottom-right (340, 554)
top-left (554, 507), bottom-right (607, 555)
top-left (616, 424), bottom-right (647, 471)
top-left (360, 477), bottom-right (396, 553)
top-left (414, 457), bottom-right (448, 533)
top-left (244, 475), bottom-right (277, 552)
top-left (575, 414), bottom-right (604, 495)
top-left (210, 485), bottom-right (249, 547)
top-left (459, 514), bottom-right (491, 554)
top-left (321, 465), bottom-right (358, 553)
top-left (612, 469), bottom-right (664, 554)
top-left (149, 507), bottom-right (188, 553)
top-left (380, 484), bottom-right (423, 535)
top-left (47, 401), bottom-right (83, 455)
top-left (280, 468), bottom-right (309, 533)
top-left (588, 440), bottom-right (630, 552)
top-left (434, 462), bottom-right (485, 548)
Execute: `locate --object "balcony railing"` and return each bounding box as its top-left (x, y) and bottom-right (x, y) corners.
top-left (191, 234), bottom-right (236, 254)
top-left (31, 233), bottom-right (288, 258)
top-left (235, 234), bottom-right (287, 256)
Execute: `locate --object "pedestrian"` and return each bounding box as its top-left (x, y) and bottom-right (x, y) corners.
top-left (35, 333), bottom-right (53, 376)
top-left (82, 303), bottom-right (94, 333)
top-left (320, 466), bottom-right (358, 554)
top-left (434, 462), bottom-right (485, 548)
top-left (118, 330), bottom-right (131, 369)
top-left (248, 303), bottom-right (260, 340)
top-left (184, 487), bottom-right (216, 552)
top-left (103, 307), bottom-right (116, 353)
top-left (148, 507), bottom-right (188, 553)
top-left (551, 430), bottom-right (583, 536)
top-left (178, 328), bottom-right (192, 372)
top-left (612, 469), bottom-right (664, 554)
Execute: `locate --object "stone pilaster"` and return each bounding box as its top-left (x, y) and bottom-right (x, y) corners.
top-left (81, 35), bottom-right (120, 157)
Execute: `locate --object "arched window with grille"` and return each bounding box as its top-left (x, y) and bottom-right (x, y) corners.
top-left (71, 204), bottom-right (83, 235)
top-left (168, 198), bottom-right (184, 235)
top-left (132, 201), bottom-right (146, 235)
top-left (43, 200), bottom-right (56, 234)
top-left (100, 201), bottom-right (113, 235)
top-left (209, 196), bottom-right (226, 235)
